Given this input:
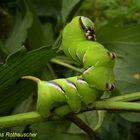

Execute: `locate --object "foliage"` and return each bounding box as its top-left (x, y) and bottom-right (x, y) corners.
top-left (0, 0), bottom-right (140, 140)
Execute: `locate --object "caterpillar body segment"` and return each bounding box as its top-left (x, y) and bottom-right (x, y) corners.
top-left (82, 66), bottom-right (115, 90)
top-left (67, 77), bottom-right (102, 108)
top-left (62, 16), bottom-right (116, 91)
top-left (82, 45), bottom-right (115, 68)
top-left (62, 16), bottom-right (86, 58)
top-left (52, 78), bottom-right (81, 113)
top-left (21, 16), bottom-right (116, 118)
top-left (21, 76), bottom-right (102, 118)
top-left (37, 81), bottom-right (66, 118)
top-left (67, 41), bottom-right (115, 68)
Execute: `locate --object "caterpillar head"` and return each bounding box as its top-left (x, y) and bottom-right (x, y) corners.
top-left (79, 16), bottom-right (96, 41)
top-left (63, 16), bottom-right (96, 44)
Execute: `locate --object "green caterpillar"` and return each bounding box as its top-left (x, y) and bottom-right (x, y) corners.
top-left (22, 16), bottom-right (116, 118)
top-left (62, 16), bottom-right (116, 90)
top-left (22, 76), bottom-right (102, 118)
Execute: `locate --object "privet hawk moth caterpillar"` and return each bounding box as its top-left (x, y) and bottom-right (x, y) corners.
top-left (22, 16), bottom-right (116, 118)
top-left (62, 16), bottom-right (116, 90)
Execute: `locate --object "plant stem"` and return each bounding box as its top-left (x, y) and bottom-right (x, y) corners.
top-left (67, 115), bottom-right (95, 138)
top-left (107, 92), bottom-right (140, 102)
top-left (90, 101), bottom-right (140, 112)
top-left (1, 98), bottom-right (140, 128)
top-left (0, 111), bottom-right (43, 128)
top-left (51, 58), bottom-right (83, 73)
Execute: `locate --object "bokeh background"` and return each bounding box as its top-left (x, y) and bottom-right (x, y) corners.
top-left (0, 0), bottom-right (140, 139)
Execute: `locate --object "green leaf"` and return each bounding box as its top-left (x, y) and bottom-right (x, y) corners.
top-left (30, 120), bottom-right (90, 140)
top-left (0, 46), bottom-right (55, 115)
top-left (42, 23), bottom-right (54, 46)
top-left (120, 112), bottom-right (140, 122)
top-left (10, 96), bottom-right (33, 133)
top-left (61, 0), bottom-right (84, 24)
top-left (26, 0), bottom-right (43, 50)
top-left (97, 19), bottom-right (140, 93)
top-left (97, 17), bottom-right (140, 123)
top-left (68, 111), bottom-right (99, 132)
top-left (97, 113), bottom-right (131, 140)
top-left (32, 0), bottom-right (62, 20)
top-left (30, 111), bottom-right (102, 140)
top-left (0, 40), bottom-right (7, 62)
top-left (4, 0), bottom-right (33, 55)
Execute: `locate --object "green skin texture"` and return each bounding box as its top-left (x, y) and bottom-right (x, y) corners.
top-left (37, 77), bottom-right (102, 118)
top-left (62, 16), bottom-right (115, 90)
top-left (23, 16), bottom-right (116, 118)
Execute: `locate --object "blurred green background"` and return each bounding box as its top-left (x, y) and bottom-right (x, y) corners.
top-left (0, 0), bottom-right (140, 139)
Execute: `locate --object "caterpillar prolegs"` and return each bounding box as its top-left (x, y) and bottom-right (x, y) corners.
top-left (22, 16), bottom-right (116, 118)
top-left (22, 76), bottom-right (102, 118)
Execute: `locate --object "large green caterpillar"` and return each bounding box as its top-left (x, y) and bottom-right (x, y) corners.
top-left (22, 16), bottom-right (116, 118)
top-left (62, 16), bottom-right (116, 90)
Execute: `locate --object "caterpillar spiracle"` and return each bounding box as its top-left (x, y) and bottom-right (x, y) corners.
top-left (22, 16), bottom-right (116, 118)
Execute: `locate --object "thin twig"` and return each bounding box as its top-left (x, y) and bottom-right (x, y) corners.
top-left (83, 101), bottom-right (140, 113)
top-left (66, 114), bottom-right (95, 138)
top-left (106, 91), bottom-right (140, 102)
top-left (51, 58), bottom-right (83, 73)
